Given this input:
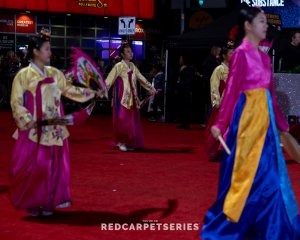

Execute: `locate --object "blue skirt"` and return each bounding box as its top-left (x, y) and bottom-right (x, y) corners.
top-left (201, 90), bottom-right (300, 240)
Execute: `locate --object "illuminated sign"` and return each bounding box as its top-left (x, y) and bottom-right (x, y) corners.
top-left (0, 0), bottom-right (154, 19)
top-left (263, 0), bottom-right (299, 28)
top-left (0, 34), bottom-right (14, 49)
top-left (265, 13), bottom-right (282, 25)
top-left (241, 0), bottom-right (284, 7)
top-left (16, 15), bottom-right (36, 33)
top-left (77, 0), bottom-right (108, 8)
top-left (131, 23), bottom-right (161, 40)
top-left (132, 23), bottom-right (145, 39)
top-left (118, 17), bottom-right (136, 35)
top-left (0, 15), bottom-right (14, 32)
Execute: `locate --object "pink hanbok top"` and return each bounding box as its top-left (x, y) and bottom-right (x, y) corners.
top-left (214, 38), bottom-right (289, 134)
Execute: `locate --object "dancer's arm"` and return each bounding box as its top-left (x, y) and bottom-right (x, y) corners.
top-left (10, 70), bottom-right (34, 130)
top-left (213, 49), bottom-right (246, 135)
top-left (105, 64), bottom-right (121, 91)
top-left (58, 70), bottom-right (96, 103)
top-left (210, 66), bottom-right (222, 107)
top-left (134, 65), bottom-right (156, 95)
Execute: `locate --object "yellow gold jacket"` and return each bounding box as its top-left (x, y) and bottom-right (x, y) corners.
top-left (11, 64), bottom-right (95, 146)
top-left (105, 61), bottom-right (152, 109)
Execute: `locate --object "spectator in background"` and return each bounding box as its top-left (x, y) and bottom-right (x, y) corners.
top-left (1, 50), bottom-right (20, 102)
top-left (200, 46), bottom-right (221, 126)
top-left (160, 57), bottom-right (166, 73)
top-left (280, 30), bottom-right (300, 72)
top-left (93, 56), bottom-right (105, 73)
top-left (21, 48), bottom-right (29, 67)
top-left (51, 53), bottom-right (64, 70)
top-left (104, 57), bottom-right (119, 76)
top-left (5, 50), bottom-right (20, 73)
top-left (16, 50), bottom-right (29, 68)
top-left (149, 63), bottom-right (165, 122)
top-left (176, 54), bottom-right (194, 130)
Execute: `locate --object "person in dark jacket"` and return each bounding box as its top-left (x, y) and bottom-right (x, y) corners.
top-left (176, 54), bottom-right (194, 130)
top-left (149, 63), bottom-right (165, 122)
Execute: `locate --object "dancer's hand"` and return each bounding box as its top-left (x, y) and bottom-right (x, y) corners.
top-left (149, 87), bottom-right (158, 96)
top-left (95, 89), bottom-right (107, 98)
top-left (53, 118), bottom-right (70, 125)
top-left (26, 120), bottom-right (36, 129)
top-left (211, 126), bottom-right (221, 139)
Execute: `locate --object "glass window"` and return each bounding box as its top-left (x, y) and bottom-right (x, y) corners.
top-left (82, 49), bottom-right (95, 58)
top-left (101, 59), bottom-right (109, 68)
top-left (110, 39), bottom-right (122, 49)
top-left (51, 27), bottom-right (65, 36)
top-left (37, 25), bottom-right (50, 33)
top-left (51, 16), bottom-right (65, 25)
top-left (96, 17), bottom-right (108, 28)
top-left (96, 39), bottom-right (109, 48)
top-left (82, 39), bottom-right (95, 48)
top-left (16, 35), bottom-right (28, 51)
top-left (109, 49), bottom-right (119, 59)
top-left (110, 21), bottom-right (119, 36)
top-left (96, 49), bottom-right (109, 59)
top-left (132, 40), bottom-right (144, 60)
top-left (82, 17), bottom-right (95, 28)
top-left (51, 48), bottom-right (64, 57)
top-left (37, 15), bottom-right (49, 25)
top-left (51, 38), bottom-right (65, 47)
top-left (66, 38), bottom-right (80, 47)
top-left (67, 28), bottom-right (80, 37)
top-left (96, 29), bottom-right (109, 38)
top-left (66, 48), bottom-right (72, 58)
top-left (66, 16), bottom-right (80, 27)
top-left (82, 28), bottom-right (95, 38)
top-left (51, 48), bottom-right (65, 69)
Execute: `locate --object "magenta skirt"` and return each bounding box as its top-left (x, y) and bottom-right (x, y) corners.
top-left (205, 81), bottom-right (227, 159)
top-left (112, 77), bottom-right (144, 149)
top-left (10, 130), bottom-right (71, 210)
top-left (205, 107), bottom-right (221, 159)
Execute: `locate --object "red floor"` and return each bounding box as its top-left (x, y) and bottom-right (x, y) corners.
top-left (0, 110), bottom-right (299, 240)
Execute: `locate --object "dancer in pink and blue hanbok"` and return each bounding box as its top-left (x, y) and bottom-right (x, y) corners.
top-left (201, 6), bottom-right (300, 239)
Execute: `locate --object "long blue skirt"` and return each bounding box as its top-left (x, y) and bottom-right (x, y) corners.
top-left (200, 90), bottom-right (300, 240)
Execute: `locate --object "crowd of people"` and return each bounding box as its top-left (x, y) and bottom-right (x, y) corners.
top-left (0, 50), bottom-right (28, 104)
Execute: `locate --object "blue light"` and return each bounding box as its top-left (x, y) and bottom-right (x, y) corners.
top-left (199, 0), bottom-right (204, 6)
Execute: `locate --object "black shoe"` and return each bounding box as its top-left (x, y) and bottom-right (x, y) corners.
top-left (149, 117), bottom-right (157, 122)
top-left (183, 125), bottom-right (190, 130)
top-left (209, 157), bottom-right (220, 162)
top-left (176, 124), bottom-right (185, 129)
top-left (177, 124), bottom-right (190, 130)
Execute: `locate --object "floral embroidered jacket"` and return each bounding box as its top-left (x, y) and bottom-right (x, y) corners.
top-left (105, 60), bottom-right (152, 109)
top-left (10, 64), bottom-right (95, 146)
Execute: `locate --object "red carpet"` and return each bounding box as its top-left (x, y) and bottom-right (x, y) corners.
top-left (0, 110), bottom-right (299, 240)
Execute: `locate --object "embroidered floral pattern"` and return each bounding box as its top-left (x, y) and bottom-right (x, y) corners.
top-left (106, 61), bottom-right (152, 110)
top-left (13, 106), bottom-right (33, 130)
top-left (121, 89), bottom-right (131, 106)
